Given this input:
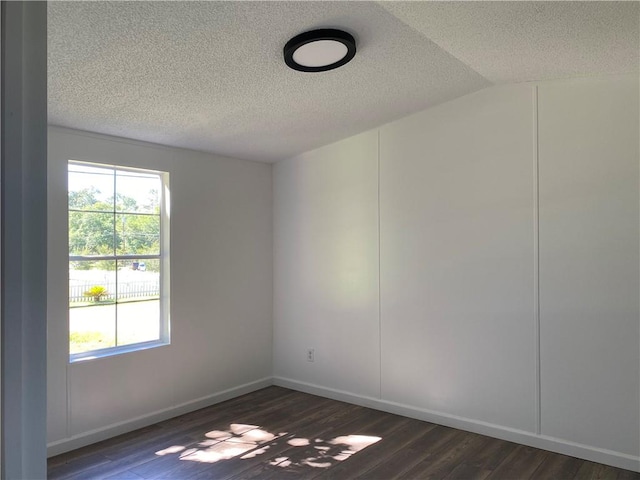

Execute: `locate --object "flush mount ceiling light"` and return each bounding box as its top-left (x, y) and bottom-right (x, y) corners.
top-left (284, 29), bottom-right (356, 72)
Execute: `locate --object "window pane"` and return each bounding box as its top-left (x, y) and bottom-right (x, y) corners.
top-left (116, 170), bottom-right (161, 214)
top-left (68, 161), bottom-right (168, 359)
top-left (69, 260), bottom-right (117, 354)
top-left (69, 211), bottom-right (115, 256)
top-left (69, 260), bottom-right (116, 306)
top-left (116, 258), bottom-right (161, 346)
top-left (70, 304), bottom-right (116, 354)
top-left (68, 165), bottom-right (115, 211)
top-left (117, 300), bottom-right (160, 346)
top-left (116, 258), bottom-right (160, 300)
top-left (116, 214), bottom-right (160, 255)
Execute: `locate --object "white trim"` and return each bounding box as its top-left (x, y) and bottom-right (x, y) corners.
top-left (47, 377), bottom-right (273, 457)
top-left (377, 128), bottom-right (382, 400)
top-left (69, 339), bottom-right (170, 363)
top-left (1, 2), bottom-right (48, 477)
top-left (273, 376), bottom-right (640, 473)
top-left (533, 84), bottom-right (541, 435)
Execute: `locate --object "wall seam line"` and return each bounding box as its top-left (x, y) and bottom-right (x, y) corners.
top-left (66, 363), bottom-right (71, 439)
top-left (534, 85), bottom-right (542, 436)
top-left (378, 128), bottom-right (382, 400)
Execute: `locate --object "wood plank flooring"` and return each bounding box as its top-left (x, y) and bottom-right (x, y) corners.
top-left (48, 387), bottom-right (640, 479)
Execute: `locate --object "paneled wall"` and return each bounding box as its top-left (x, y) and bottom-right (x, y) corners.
top-left (538, 77), bottom-right (640, 456)
top-left (379, 84), bottom-right (536, 433)
top-left (48, 128), bottom-right (273, 454)
top-left (273, 75), bottom-right (640, 470)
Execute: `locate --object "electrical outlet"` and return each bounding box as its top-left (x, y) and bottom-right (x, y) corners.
top-left (307, 348), bottom-right (315, 362)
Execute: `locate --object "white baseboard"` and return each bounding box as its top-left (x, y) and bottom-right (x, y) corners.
top-left (273, 376), bottom-right (640, 473)
top-left (47, 377), bottom-right (273, 457)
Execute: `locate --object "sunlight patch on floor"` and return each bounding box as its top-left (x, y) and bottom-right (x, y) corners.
top-left (288, 438), bottom-right (310, 447)
top-left (155, 445), bottom-right (186, 456)
top-left (180, 442), bottom-right (256, 464)
top-left (154, 422), bottom-right (382, 470)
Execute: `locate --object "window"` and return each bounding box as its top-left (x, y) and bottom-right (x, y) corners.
top-left (68, 161), bottom-right (170, 360)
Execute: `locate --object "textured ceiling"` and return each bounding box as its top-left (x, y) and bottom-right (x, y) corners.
top-left (48, 1), bottom-right (639, 163)
top-left (379, 1), bottom-right (640, 84)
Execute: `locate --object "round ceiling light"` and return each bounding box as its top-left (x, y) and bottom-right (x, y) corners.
top-left (284, 29), bottom-right (356, 72)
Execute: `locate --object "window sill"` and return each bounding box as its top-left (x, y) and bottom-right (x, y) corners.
top-left (69, 339), bottom-right (170, 363)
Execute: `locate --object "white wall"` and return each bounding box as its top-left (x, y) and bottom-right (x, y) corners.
top-left (274, 130), bottom-right (380, 398)
top-left (47, 128), bottom-right (273, 454)
top-left (273, 74), bottom-right (640, 470)
top-left (538, 77), bottom-right (640, 456)
top-left (379, 84), bottom-right (536, 432)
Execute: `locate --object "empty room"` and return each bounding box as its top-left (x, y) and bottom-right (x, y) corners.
top-left (2, 0), bottom-right (640, 478)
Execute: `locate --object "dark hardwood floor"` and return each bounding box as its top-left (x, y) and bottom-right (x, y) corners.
top-left (48, 386), bottom-right (640, 479)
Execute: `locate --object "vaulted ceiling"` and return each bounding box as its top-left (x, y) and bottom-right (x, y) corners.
top-left (48, 1), bottom-right (639, 163)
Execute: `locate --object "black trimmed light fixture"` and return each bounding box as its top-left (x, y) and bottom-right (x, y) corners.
top-left (284, 29), bottom-right (356, 72)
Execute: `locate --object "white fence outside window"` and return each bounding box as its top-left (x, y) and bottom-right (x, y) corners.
top-left (69, 279), bottom-right (160, 304)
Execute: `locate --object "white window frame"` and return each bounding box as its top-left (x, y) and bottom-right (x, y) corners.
top-left (68, 160), bottom-right (170, 362)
